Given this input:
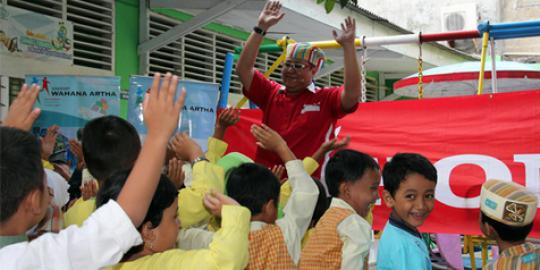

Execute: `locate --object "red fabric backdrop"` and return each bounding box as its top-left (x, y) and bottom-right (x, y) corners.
top-left (224, 90), bottom-right (540, 237)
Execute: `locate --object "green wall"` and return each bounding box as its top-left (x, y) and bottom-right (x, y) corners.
top-left (115, 0), bottom-right (139, 118)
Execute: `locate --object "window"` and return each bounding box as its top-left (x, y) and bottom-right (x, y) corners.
top-left (148, 12), bottom-right (283, 94)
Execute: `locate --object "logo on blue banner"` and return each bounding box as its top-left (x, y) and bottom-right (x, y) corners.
top-left (25, 75), bottom-right (120, 165)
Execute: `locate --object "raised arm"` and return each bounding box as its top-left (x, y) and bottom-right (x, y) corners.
top-left (333, 17), bottom-right (361, 111)
top-left (236, 1), bottom-right (284, 91)
top-left (117, 73), bottom-right (186, 227)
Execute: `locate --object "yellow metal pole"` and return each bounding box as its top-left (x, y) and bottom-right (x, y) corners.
top-left (481, 241), bottom-right (488, 267)
top-left (477, 32), bottom-right (490, 95)
top-left (309, 39), bottom-right (362, 49)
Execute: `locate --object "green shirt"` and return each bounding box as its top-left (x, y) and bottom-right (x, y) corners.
top-left (0, 234), bottom-right (27, 249)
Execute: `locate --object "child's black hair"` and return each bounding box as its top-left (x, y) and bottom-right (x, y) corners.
top-left (382, 153), bottom-right (437, 197)
top-left (95, 170), bottom-right (178, 258)
top-left (226, 163), bottom-right (280, 216)
top-left (311, 178), bottom-right (331, 228)
top-left (325, 149), bottom-right (380, 198)
top-left (480, 212), bottom-right (533, 242)
top-left (82, 116), bottom-right (141, 182)
top-left (0, 127), bottom-right (44, 223)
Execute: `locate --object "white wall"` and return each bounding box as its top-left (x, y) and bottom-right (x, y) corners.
top-left (357, 0), bottom-right (500, 33)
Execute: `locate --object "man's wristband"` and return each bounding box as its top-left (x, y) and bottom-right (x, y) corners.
top-left (253, 26), bottom-right (267, 36)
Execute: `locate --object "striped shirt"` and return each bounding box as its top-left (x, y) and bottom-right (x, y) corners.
top-left (484, 242), bottom-right (540, 270)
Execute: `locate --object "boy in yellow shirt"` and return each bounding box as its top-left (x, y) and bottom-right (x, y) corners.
top-left (97, 170), bottom-right (250, 270)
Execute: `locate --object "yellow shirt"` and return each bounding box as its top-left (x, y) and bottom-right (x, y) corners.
top-left (109, 205), bottom-right (251, 270)
top-left (206, 137), bottom-right (228, 163)
top-left (63, 197), bottom-right (96, 228)
top-left (42, 160), bottom-right (54, 170)
top-left (177, 161), bottom-right (225, 229)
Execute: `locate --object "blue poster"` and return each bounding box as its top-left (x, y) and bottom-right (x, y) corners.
top-left (25, 75), bottom-right (120, 164)
top-left (128, 76), bottom-right (219, 151)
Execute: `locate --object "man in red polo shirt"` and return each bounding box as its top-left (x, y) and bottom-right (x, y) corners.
top-left (236, 1), bottom-right (361, 176)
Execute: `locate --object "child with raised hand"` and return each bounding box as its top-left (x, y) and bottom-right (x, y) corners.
top-left (376, 153), bottom-right (437, 270)
top-left (168, 132), bottom-right (228, 229)
top-left (176, 123), bottom-right (319, 269)
top-left (95, 170), bottom-right (250, 270)
top-left (0, 73), bottom-right (186, 269)
top-left (239, 123), bottom-right (319, 269)
top-left (166, 107), bottom-right (239, 183)
top-left (300, 149), bottom-right (380, 270)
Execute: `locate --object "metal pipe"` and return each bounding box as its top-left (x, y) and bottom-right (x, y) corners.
top-left (477, 32), bottom-right (490, 95)
top-left (421, 30), bottom-right (480, 42)
top-left (218, 52), bottom-right (234, 109)
top-left (490, 38), bottom-right (498, 94)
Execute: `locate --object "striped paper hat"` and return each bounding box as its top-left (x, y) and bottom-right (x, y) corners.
top-left (480, 179), bottom-right (538, 226)
top-left (286, 42), bottom-right (326, 74)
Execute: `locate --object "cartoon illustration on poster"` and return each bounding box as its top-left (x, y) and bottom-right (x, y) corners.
top-left (0, 6), bottom-right (73, 63)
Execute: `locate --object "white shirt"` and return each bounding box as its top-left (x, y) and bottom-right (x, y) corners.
top-left (0, 200), bottom-right (142, 270)
top-left (331, 198), bottom-right (373, 270)
top-left (178, 159), bottom-right (319, 265)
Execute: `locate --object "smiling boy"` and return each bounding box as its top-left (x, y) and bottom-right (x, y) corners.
top-left (377, 153), bottom-right (438, 270)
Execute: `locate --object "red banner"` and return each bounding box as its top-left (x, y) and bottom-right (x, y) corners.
top-left (225, 90), bottom-right (540, 237)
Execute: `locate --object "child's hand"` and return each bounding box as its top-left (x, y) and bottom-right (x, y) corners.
top-left (143, 73), bottom-right (186, 141)
top-left (203, 190), bottom-right (239, 217)
top-left (69, 139), bottom-right (85, 169)
top-left (251, 124), bottom-right (286, 152)
top-left (169, 132), bottom-right (203, 162)
top-left (3, 84), bottom-right (41, 131)
top-left (81, 181), bottom-right (98, 201)
top-left (322, 136), bottom-right (350, 152)
top-left (41, 125), bottom-right (59, 160)
top-left (312, 135), bottom-right (350, 162)
top-left (270, 165), bottom-right (286, 185)
top-left (251, 124), bottom-right (295, 162)
top-left (217, 108), bottom-right (240, 128)
top-left (213, 107), bottom-right (240, 140)
top-left (167, 157), bottom-right (185, 189)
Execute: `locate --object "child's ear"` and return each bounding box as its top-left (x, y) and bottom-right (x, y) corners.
top-left (263, 199), bottom-right (276, 214)
top-left (381, 190), bottom-right (395, 208)
top-left (338, 182), bottom-right (349, 198)
top-left (262, 199), bottom-right (277, 221)
top-left (27, 188), bottom-right (44, 215)
top-left (141, 221), bottom-right (156, 242)
top-left (480, 221), bottom-right (497, 239)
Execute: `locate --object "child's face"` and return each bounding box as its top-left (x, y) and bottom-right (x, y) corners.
top-left (147, 198), bottom-right (180, 252)
top-left (382, 173), bottom-right (436, 229)
top-left (343, 168), bottom-right (381, 217)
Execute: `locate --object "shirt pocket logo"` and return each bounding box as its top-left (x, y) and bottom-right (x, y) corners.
top-left (301, 103), bottom-right (320, 114)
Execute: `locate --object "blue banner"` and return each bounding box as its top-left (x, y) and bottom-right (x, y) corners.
top-left (25, 75), bottom-right (120, 164)
top-left (128, 76), bottom-right (219, 151)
